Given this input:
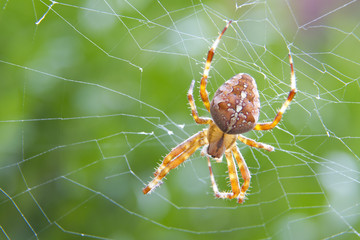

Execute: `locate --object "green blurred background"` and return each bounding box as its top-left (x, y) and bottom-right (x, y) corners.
top-left (1, 0), bottom-right (359, 239)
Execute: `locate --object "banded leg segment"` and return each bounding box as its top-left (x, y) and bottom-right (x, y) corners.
top-left (188, 80), bottom-right (212, 124)
top-left (254, 53), bottom-right (296, 130)
top-left (207, 150), bottom-right (241, 200)
top-left (200, 20), bottom-right (232, 112)
top-left (232, 146), bottom-right (251, 203)
top-left (153, 130), bottom-right (208, 177)
top-left (143, 130), bottom-right (208, 194)
top-left (238, 135), bottom-right (274, 152)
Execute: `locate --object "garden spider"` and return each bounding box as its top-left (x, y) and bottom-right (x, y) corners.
top-left (143, 20), bottom-right (296, 203)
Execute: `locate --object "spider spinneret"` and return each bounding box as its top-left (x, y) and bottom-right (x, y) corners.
top-left (142, 20), bottom-right (296, 203)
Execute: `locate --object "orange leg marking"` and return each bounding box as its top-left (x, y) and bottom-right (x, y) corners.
top-left (254, 53), bottom-right (297, 131)
top-left (143, 130), bottom-right (208, 194)
top-left (238, 135), bottom-right (274, 152)
top-left (188, 80), bottom-right (212, 124)
top-left (200, 20), bottom-right (232, 112)
top-left (232, 146), bottom-right (251, 204)
top-left (207, 150), bottom-right (241, 200)
top-left (153, 130), bottom-right (208, 177)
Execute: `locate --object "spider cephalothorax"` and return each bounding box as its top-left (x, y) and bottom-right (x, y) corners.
top-left (143, 20), bottom-right (296, 203)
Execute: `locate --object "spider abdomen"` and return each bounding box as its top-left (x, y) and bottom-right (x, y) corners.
top-left (210, 73), bottom-right (260, 134)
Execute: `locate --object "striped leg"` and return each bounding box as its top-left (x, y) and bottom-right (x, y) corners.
top-left (153, 130), bottom-right (208, 177)
top-left (207, 150), bottom-right (241, 200)
top-left (232, 146), bottom-right (251, 203)
top-left (143, 130), bottom-right (208, 194)
top-left (188, 80), bottom-right (212, 124)
top-left (254, 53), bottom-right (296, 130)
top-left (200, 20), bottom-right (232, 112)
top-left (238, 135), bottom-right (274, 152)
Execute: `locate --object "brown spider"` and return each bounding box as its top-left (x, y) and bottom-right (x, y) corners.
top-left (143, 20), bottom-right (296, 203)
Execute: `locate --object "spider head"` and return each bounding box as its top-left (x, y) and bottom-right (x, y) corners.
top-left (210, 73), bottom-right (260, 134)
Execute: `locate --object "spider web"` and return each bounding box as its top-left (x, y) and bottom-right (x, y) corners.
top-left (1, 0), bottom-right (360, 239)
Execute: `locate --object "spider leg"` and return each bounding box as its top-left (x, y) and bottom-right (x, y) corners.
top-left (200, 20), bottom-right (232, 112)
top-left (207, 150), bottom-right (241, 200)
top-left (188, 80), bottom-right (212, 124)
top-left (254, 53), bottom-right (296, 130)
top-left (238, 135), bottom-right (274, 152)
top-left (143, 130), bottom-right (208, 194)
top-left (232, 146), bottom-right (251, 203)
top-left (153, 130), bottom-right (208, 177)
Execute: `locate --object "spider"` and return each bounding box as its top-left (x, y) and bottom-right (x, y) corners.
top-left (143, 20), bottom-right (296, 203)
